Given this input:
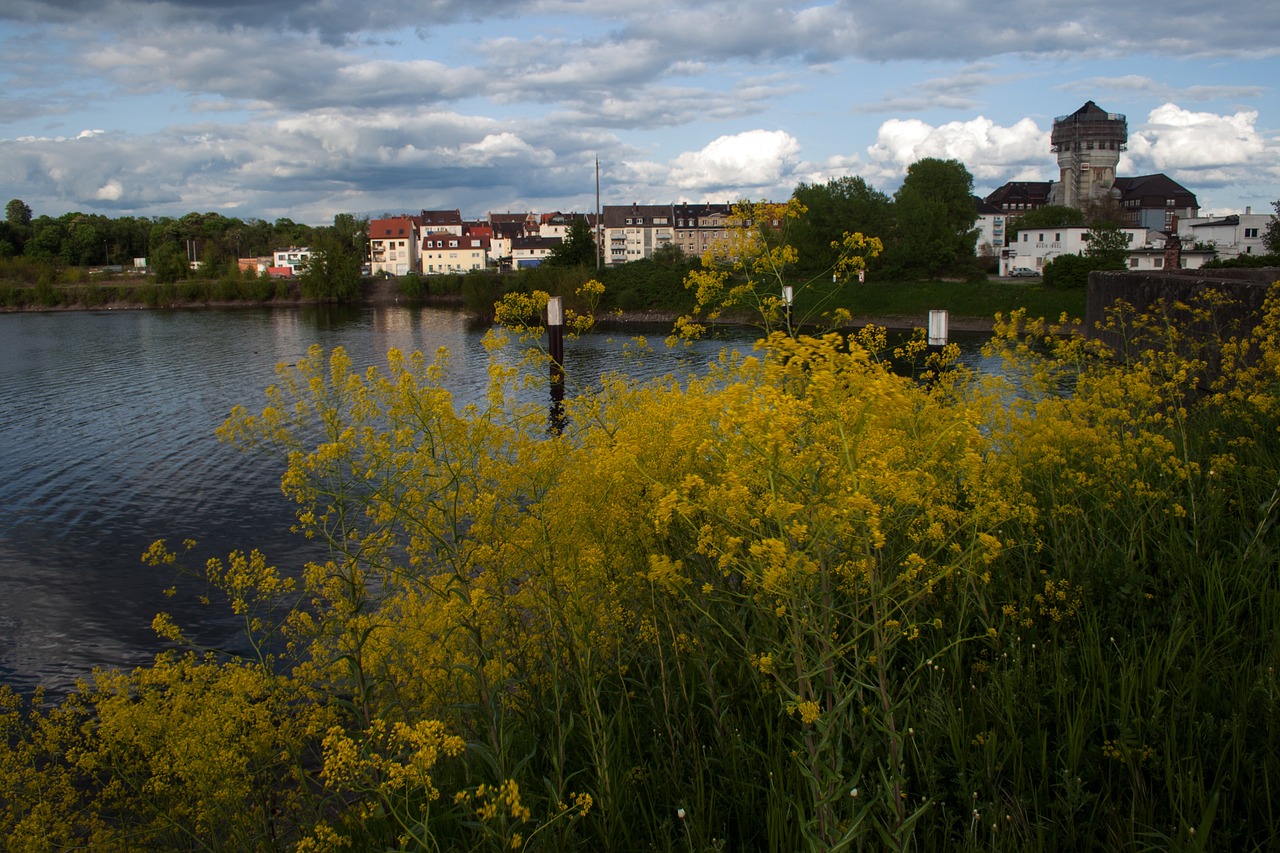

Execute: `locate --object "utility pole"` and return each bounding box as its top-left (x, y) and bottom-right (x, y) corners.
top-left (595, 157), bottom-right (602, 271)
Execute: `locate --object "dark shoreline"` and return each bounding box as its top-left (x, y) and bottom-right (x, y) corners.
top-left (0, 282), bottom-right (999, 333)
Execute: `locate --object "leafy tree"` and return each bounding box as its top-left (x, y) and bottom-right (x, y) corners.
top-left (790, 176), bottom-right (893, 274)
top-left (1007, 205), bottom-right (1085, 239)
top-left (881, 158), bottom-right (978, 279)
top-left (1263, 200), bottom-right (1280, 255)
top-left (6, 199), bottom-right (32, 228)
top-left (298, 215), bottom-right (364, 301)
top-left (649, 242), bottom-right (690, 270)
top-left (151, 241), bottom-right (190, 283)
top-left (63, 218), bottom-right (104, 266)
top-left (1082, 223), bottom-right (1133, 266)
top-left (24, 217), bottom-right (65, 260)
top-left (544, 217), bottom-right (597, 267)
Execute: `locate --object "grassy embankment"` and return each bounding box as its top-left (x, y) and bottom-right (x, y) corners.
top-left (511, 259), bottom-right (1087, 328)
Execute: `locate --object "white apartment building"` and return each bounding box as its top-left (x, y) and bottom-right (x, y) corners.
top-left (272, 247), bottom-right (311, 274)
top-left (1178, 209), bottom-right (1274, 260)
top-left (1003, 226), bottom-right (1145, 274)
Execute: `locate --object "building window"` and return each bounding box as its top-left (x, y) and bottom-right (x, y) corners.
top-left (1054, 232), bottom-right (1061, 241)
top-left (1154, 258), bottom-right (1163, 268)
top-left (1129, 258), bottom-right (1139, 268)
top-left (1245, 228), bottom-right (1259, 238)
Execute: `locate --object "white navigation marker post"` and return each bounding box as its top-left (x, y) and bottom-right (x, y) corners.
top-left (927, 309), bottom-right (949, 353)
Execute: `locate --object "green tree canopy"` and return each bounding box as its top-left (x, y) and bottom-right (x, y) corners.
top-left (544, 217), bottom-right (597, 267)
top-left (298, 214), bottom-right (364, 301)
top-left (880, 158), bottom-right (978, 280)
top-left (6, 199), bottom-right (32, 228)
top-left (789, 176), bottom-right (892, 274)
top-left (1008, 205), bottom-right (1085, 238)
top-left (1082, 222), bottom-right (1133, 266)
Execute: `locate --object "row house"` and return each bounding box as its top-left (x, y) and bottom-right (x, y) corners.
top-left (511, 236), bottom-right (562, 269)
top-left (418, 209), bottom-right (464, 236)
top-left (601, 202), bottom-right (790, 265)
top-left (671, 203), bottom-right (734, 258)
top-left (602, 204), bottom-right (675, 264)
top-left (488, 220), bottom-right (530, 266)
top-left (489, 212), bottom-right (539, 236)
top-left (369, 210), bottom-right (476, 275)
top-left (421, 233), bottom-right (491, 274)
top-left (369, 217), bottom-right (420, 276)
top-left (539, 211), bottom-right (589, 241)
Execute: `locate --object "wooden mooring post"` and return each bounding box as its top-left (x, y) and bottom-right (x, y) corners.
top-left (547, 296), bottom-right (566, 434)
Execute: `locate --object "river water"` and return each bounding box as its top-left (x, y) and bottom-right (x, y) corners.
top-left (0, 304), bottom-right (992, 697)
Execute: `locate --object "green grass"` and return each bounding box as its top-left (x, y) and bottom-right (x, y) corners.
top-left (536, 261), bottom-right (1087, 325)
top-left (806, 279), bottom-right (1086, 323)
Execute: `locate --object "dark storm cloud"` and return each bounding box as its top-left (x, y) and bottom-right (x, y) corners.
top-left (0, 0), bottom-right (524, 43)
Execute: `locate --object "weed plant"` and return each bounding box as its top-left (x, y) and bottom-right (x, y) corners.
top-left (1, 284), bottom-right (1278, 852)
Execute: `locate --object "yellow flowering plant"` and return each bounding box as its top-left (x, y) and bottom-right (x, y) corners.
top-left (672, 199), bottom-right (883, 340)
top-left (3, 279), bottom-right (1279, 851)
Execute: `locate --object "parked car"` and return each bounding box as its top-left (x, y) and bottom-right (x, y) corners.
top-left (1008, 267), bottom-right (1040, 277)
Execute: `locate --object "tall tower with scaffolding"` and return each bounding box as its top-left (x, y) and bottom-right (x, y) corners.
top-left (1050, 101), bottom-right (1127, 211)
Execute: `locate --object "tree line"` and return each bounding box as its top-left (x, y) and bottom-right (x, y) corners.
top-left (1, 201), bottom-right (369, 299)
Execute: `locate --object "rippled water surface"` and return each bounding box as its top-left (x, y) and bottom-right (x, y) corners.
top-left (0, 305), bottom-right (993, 697)
top-left (0, 305), bottom-right (763, 695)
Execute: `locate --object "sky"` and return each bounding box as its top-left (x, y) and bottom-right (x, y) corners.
top-left (1, 0), bottom-right (1277, 226)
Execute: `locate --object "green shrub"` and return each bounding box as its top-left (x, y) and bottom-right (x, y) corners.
top-left (1040, 252), bottom-right (1124, 289)
top-left (398, 271), bottom-right (425, 299)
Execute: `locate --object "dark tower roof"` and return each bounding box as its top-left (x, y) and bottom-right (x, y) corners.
top-left (1051, 101), bottom-right (1127, 152)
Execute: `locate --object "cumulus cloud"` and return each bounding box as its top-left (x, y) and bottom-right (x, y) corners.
top-left (668, 130), bottom-right (802, 192)
top-left (865, 116), bottom-right (1050, 186)
top-left (1128, 103), bottom-right (1266, 169)
top-left (1122, 103), bottom-right (1280, 203)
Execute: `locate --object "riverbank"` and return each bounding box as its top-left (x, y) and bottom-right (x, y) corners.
top-left (1, 277), bottom-right (1003, 332)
